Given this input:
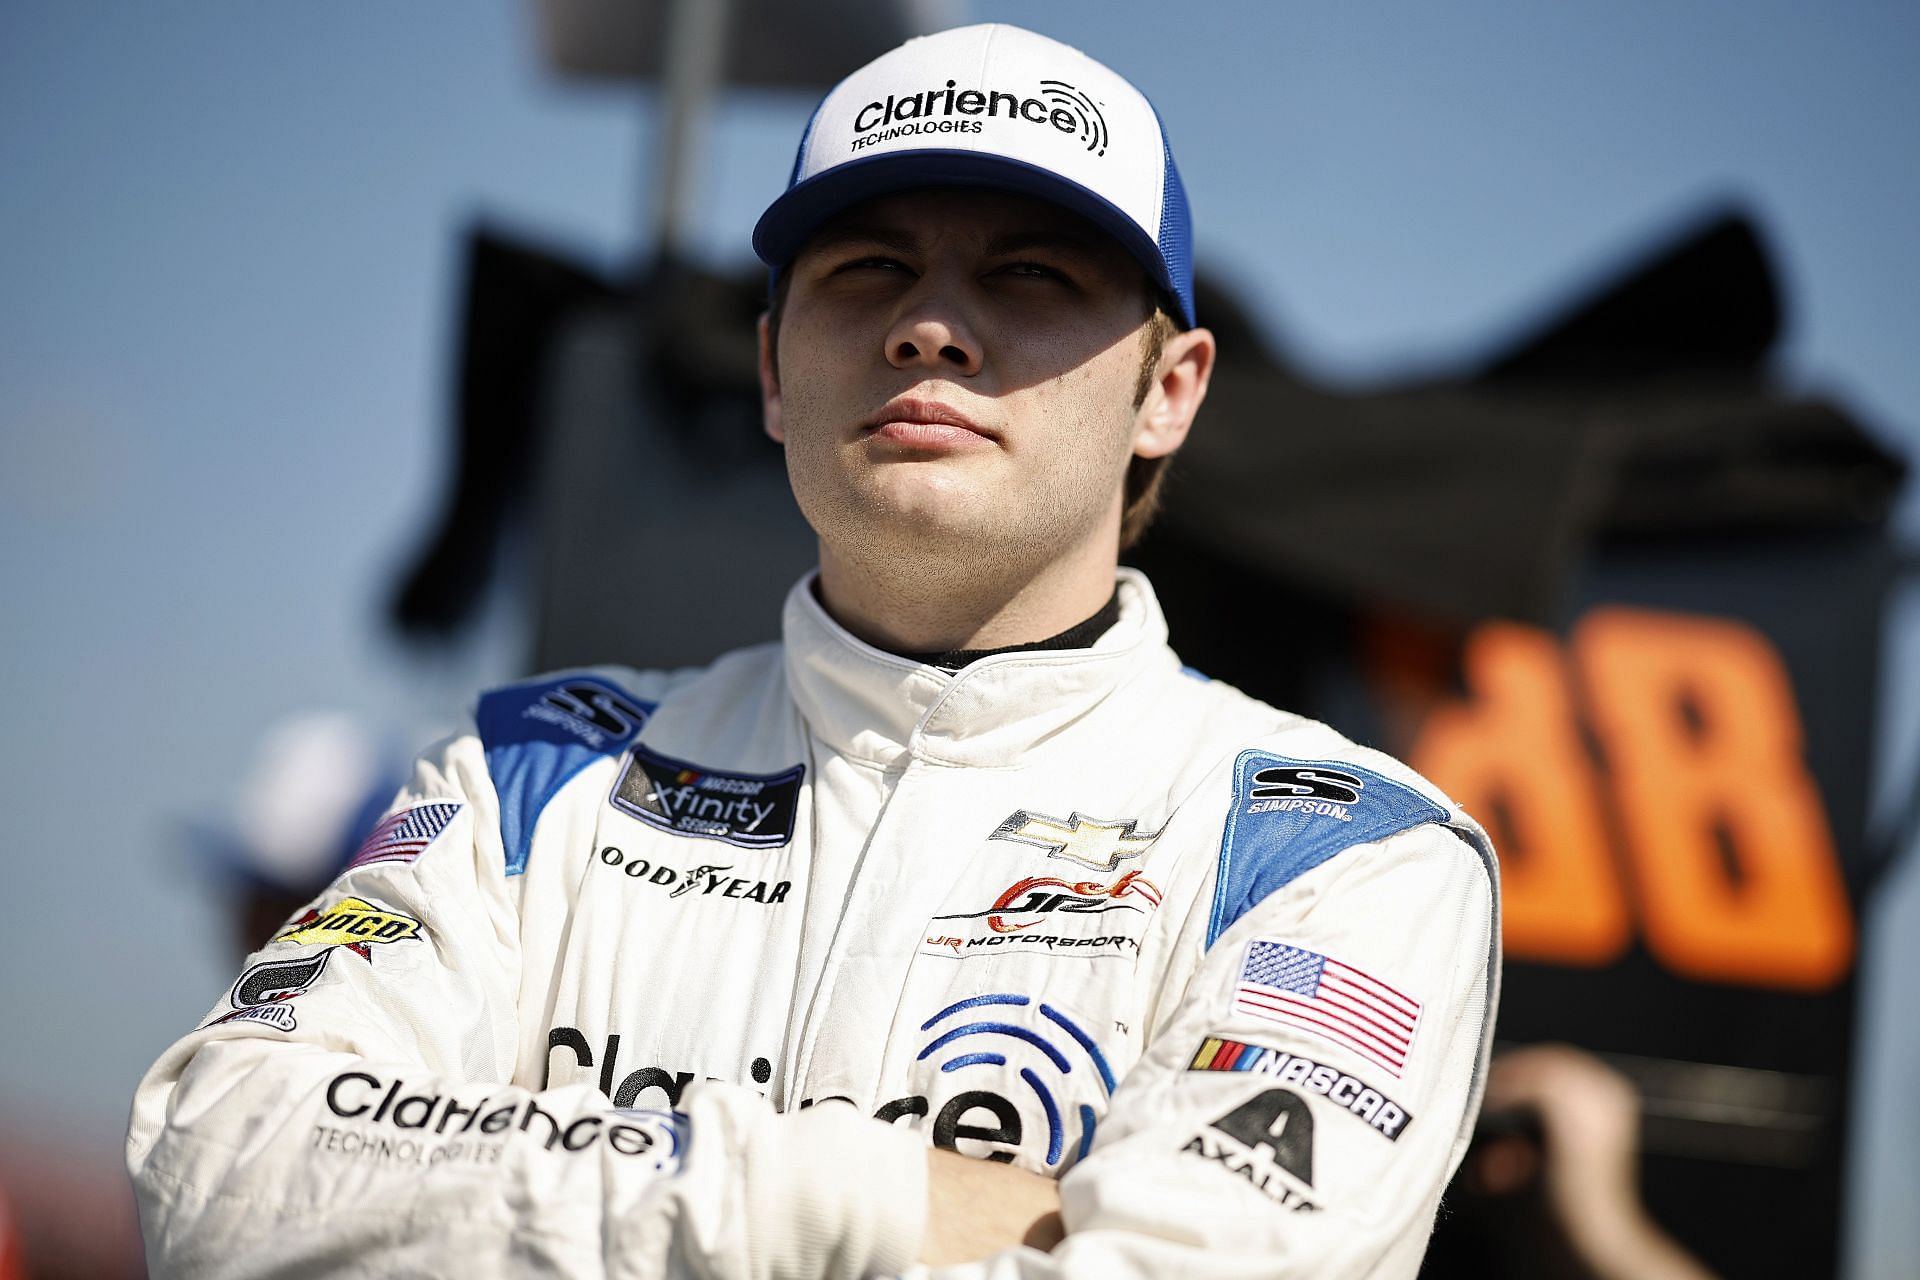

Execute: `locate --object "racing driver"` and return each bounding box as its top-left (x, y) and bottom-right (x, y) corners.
top-left (128, 23), bottom-right (1499, 1279)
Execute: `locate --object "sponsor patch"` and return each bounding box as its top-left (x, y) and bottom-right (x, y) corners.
top-left (1208, 753), bottom-right (1449, 947)
top-left (1182, 1089), bottom-right (1319, 1211)
top-left (989, 811), bottom-right (1163, 873)
top-left (515, 679), bottom-right (653, 753)
top-left (1233, 940), bottom-right (1421, 1077)
top-left (611, 746), bottom-right (803, 849)
top-left (848, 78), bottom-right (1110, 157)
top-left (922, 869), bottom-right (1159, 959)
top-left (544, 1027), bottom-right (777, 1104)
top-left (1189, 1038), bottom-right (1413, 1140)
top-left (894, 993), bottom-right (1116, 1170)
top-left (478, 673), bottom-right (655, 877)
top-left (274, 897), bottom-right (425, 962)
top-left (595, 846), bottom-right (791, 906)
top-left (316, 1070), bottom-right (683, 1175)
top-left (206, 950), bottom-right (334, 1033)
top-left (346, 802), bottom-right (462, 871)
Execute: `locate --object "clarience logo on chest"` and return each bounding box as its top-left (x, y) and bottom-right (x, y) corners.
top-left (611, 745), bottom-right (804, 848)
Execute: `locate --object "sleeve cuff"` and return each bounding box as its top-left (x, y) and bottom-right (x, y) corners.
top-left (747, 1099), bottom-right (928, 1280)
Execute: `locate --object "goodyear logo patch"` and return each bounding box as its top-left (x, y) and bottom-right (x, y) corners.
top-left (275, 897), bottom-right (424, 961)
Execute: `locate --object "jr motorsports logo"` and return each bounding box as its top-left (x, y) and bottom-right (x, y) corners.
top-left (923, 869), bottom-right (1160, 959)
top-left (850, 78), bottom-right (1108, 155)
top-left (612, 746), bottom-right (804, 849)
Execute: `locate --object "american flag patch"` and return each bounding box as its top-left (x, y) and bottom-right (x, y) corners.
top-left (1234, 939), bottom-right (1420, 1076)
top-left (345, 802), bottom-right (462, 871)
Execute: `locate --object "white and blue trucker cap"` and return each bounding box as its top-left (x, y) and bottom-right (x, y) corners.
top-left (753, 23), bottom-right (1195, 328)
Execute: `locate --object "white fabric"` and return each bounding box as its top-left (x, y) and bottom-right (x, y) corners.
top-left (128, 570), bottom-right (1498, 1278)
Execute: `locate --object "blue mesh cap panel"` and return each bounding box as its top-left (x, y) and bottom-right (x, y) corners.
top-left (1206, 752), bottom-right (1450, 947)
top-left (476, 674), bottom-right (654, 877)
top-left (1148, 99), bottom-right (1194, 327)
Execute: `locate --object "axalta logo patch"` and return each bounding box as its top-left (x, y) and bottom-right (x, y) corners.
top-left (274, 898), bottom-right (424, 962)
top-left (612, 746), bottom-right (804, 849)
top-left (850, 78), bottom-right (1108, 155)
top-left (1182, 1090), bottom-right (1320, 1212)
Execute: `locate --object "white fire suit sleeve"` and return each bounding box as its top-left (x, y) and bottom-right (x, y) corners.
top-left (913, 796), bottom-right (1500, 1279)
top-left (126, 727), bottom-right (928, 1280)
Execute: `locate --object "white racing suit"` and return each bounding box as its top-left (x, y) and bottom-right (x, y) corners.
top-left (129, 570), bottom-right (1499, 1278)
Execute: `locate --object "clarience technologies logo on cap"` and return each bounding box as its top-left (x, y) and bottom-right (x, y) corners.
top-left (753, 23), bottom-right (1194, 328)
top-left (850, 78), bottom-right (1109, 155)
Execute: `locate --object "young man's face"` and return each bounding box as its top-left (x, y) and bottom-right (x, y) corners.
top-left (760, 188), bottom-right (1197, 572)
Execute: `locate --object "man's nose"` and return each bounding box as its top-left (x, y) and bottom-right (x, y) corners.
top-left (884, 292), bottom-right (983, 376)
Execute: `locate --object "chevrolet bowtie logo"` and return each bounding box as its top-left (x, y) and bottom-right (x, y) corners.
top-left (990, 810), bottom-right (1164, 872)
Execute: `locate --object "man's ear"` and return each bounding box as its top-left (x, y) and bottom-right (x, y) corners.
top-left (1133, 325), bottom-right (1215, 460)
top-left (758, 311), bottom-right (784, 444)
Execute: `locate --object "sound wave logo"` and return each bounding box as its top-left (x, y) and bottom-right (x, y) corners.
top-left (1039, 80), bottom-right (1107, 155)
top-left (916, 993), bottom-right (1116, 1168)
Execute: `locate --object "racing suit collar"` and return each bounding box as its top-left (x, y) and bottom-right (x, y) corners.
top-left (781, 567), bottom-right (1174, 769)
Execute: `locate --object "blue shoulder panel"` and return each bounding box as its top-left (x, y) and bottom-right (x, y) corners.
top-left (477, 675), bottom-right (654, 876)
top-left (1206, 752), bottom-right (1449, 948)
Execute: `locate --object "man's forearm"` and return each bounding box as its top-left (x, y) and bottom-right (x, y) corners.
top-left (919, 1148), bottom-right (1063, 1266)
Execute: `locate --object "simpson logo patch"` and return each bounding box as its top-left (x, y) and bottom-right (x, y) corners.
top-left (274, 898), bottom-right (425, 962)
top-left (612, 746), bottom-right (804, 849)
top-left (1207, 753), bottom-right (1449, 947)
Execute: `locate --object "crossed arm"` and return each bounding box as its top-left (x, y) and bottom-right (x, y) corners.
top-left (922, 1149), bottom-right (1065, 1266)
top-left (131, 730), bottom-right (1495, 1278)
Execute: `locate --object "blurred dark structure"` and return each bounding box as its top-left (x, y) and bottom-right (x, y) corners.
top-left (390, 201), bottom-right (1908, 1276)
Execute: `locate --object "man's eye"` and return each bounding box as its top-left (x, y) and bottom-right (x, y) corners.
top-left (836, 255), bottom-right (909, 274)
top-left (999, 261), bottom-right (1069, 282)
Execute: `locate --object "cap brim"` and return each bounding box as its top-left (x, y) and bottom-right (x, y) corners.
top-left (753, 150), bottom-right (1191, 327)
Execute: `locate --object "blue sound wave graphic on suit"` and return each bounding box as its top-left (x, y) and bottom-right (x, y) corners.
top-left (917, 993), bottom-right (1115, 1167)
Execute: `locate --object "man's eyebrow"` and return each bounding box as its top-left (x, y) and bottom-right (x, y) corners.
top-left (800, 225), bottom-right (920, 257)
top-left (981, 229), bottom-right (1108, 258)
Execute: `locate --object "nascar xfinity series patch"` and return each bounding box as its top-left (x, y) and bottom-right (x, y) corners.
top-left (612, 745), bottom-right (804, 849)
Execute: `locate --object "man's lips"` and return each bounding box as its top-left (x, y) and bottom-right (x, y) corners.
top-left (861, 398), bottom-right (999, 448)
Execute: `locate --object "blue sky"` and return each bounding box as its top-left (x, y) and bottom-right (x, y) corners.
top-left (2, 1), bottom-right (1916, 1270)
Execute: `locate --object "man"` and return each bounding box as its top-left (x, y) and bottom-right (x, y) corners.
top-left (129, 24), bottom-right (1498, 1278)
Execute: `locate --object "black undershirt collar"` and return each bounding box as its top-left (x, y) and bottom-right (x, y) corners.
top-left (896, 589), bottom-right (1123, 672)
